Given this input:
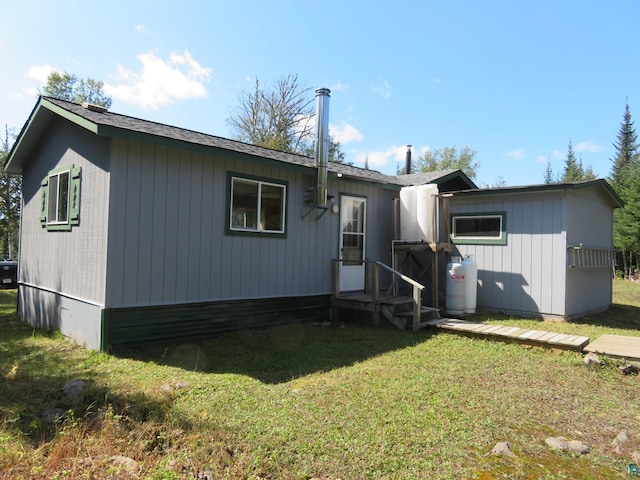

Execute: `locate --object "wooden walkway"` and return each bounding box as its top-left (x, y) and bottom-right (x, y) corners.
top-left (584, 335), bottom-right (640, 361)
top-left (424, 318), bottom-right (591, 351)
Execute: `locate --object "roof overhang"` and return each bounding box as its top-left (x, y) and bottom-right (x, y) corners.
top-left (449, 179), bottom-right (624, 208)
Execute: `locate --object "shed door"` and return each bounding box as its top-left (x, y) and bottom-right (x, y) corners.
top-left (339, 196), bottom-right (366, 291)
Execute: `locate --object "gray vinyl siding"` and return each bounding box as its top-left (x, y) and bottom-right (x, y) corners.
top-left (450, 191), bottom-right (567, 318)
top-left (18, 118), bottom-right (110, 305)
top-left (105, 138), bottom-right (395, 308)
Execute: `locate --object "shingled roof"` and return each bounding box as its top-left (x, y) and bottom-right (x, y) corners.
top-left (6, 96), bottom-right (476, 190)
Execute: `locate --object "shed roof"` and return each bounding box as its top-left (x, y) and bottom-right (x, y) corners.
top-left (449, 180), bottom-right (624, 208)
top-left (6, 96), bottom-right (476, 191)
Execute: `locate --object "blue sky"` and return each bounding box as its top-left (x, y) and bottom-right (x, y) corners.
top-left (1, 0), bottom-right (639, 187)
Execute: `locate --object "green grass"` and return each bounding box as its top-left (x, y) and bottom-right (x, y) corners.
top-left (1, 282), bottom-right (639, 479)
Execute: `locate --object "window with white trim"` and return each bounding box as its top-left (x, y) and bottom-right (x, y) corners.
top-left (228, 175), bottom-right (286, 235)
top-left (40, 165), bottom-right (81, 231)
top-left (451, 212), bottom-right (506, 245)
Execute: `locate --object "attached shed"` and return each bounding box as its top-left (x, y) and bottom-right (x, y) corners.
top-left (6, 96), bottom-right (472, 351)
top-left (447, 181), bottom-right (623, 320)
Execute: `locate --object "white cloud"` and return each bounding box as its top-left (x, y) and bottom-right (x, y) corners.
top-left (355, 145), bottom-right (407, 167)
top-left (104, 50), bottom-right (211, 109)
top-left (574, 141), bottom-right (601, 153)
top-left (329, 122), bottom-right (363, 144)
top-left (551, 149), bottom-right (565, 161)
top-left (134, 25), bottom-right (147, 32)
top-left (505, 149), bottom-right (525, 161)
top-left (371, 80), bottom-right (391, 99)
top-left (330, 82), bottom-right (346, 92)
top-left (27, 64), bottom-right (57, 84)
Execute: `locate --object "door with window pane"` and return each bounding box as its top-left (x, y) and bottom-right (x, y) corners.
top-left (339, 196), bottom-right (366, 291)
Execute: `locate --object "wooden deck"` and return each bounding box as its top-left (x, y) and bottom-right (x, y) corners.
top-left (424, 318), bottom-right (591, 351)
top-left (584, 335), bottom-right (640, 361)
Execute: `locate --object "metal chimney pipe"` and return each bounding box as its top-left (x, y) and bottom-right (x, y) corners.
top-left (314, 87), bottom-right (330, 206)
top-left (406, 145), bottom-right (412, 175)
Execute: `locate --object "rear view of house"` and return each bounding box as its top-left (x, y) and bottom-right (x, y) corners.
top-left (6, 94), bottom-right (474, 351)
top-left (6, 94), bottom-right (621, 351)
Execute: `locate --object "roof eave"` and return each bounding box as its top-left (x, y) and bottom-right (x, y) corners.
top-left (5, 97), bottom-right (101, 174)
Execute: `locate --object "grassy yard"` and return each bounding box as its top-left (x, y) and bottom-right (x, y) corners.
top-left (1, 280), bottom-right (639, 479)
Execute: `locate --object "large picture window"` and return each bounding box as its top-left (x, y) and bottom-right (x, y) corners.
top-left (40, 165), bottom-right (81, 231)
top-left (228, 174), bottom-right (286, 235)
top-left (451, 212), bottom-right (506, 245)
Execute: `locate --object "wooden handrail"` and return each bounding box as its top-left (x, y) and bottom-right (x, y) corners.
top-left (373, 260), bottom-right (425, 291)
top-left (332, 259), bottom-right (425, 332)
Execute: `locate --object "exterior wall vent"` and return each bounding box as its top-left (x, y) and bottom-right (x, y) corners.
top-left (81, 102), bottom-right (107, 113)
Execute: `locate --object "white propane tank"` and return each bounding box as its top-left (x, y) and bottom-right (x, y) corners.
top-left (462, 254), bottom-right (478, 314)
top-left (446, 256), bottom-right (465, 315)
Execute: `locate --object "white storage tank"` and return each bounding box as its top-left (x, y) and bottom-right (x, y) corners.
top-left (399, 186), bottom-right (419, 241)
top-left (446, 256), bottom-right (465, 315)
top-left (462, 255), bottom-right (478, 314)
top-left (416, 183), bottom-right (438, 244)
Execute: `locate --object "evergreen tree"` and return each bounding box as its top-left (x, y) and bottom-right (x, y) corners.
top-left (609, 102), bottom-right (640, 278)
top-left (0, 126), bottom-right (21, 259)
top-left (544, 159), bottom-right (555, 184)
top-left (610, 101), bottom-right (639, 185)
top-left (558, 141), bottom-right (597, 182)
top-left (560, 140), bottom-right (584, 181)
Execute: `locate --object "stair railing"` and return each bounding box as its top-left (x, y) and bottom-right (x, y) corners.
top-left (373, 261), bottom-right (425, 332)
top-left (332, 259), bottom-right (425, 332)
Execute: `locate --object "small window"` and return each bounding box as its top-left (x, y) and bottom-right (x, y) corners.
top-left (451, 212), bottom-right (506, 245)
top-left (41, 165), bottom-right (81, 231)
top-left (228, 174), bottom-right (286, 235)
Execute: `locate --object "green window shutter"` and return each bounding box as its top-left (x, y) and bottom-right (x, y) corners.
top-left (40, 176), bottom-right (48, 226)
top-left (69, 167), bottom-right (81, 225)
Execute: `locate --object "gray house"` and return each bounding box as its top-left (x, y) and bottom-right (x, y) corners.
top-left (448, 182), bottom-right (622, 320)
top-left (6, 95), bottom-right (474, 351)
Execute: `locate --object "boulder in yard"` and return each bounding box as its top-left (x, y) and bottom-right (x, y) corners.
top-left (545, 436), bottom-right (591, 454)
top-left (491, 442), bottom-right (515, 457)
top-left (583, 352), bottom-right (603, 368)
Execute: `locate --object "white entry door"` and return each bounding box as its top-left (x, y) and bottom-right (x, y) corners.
top-left (339, 196), bottom-right (366, 291)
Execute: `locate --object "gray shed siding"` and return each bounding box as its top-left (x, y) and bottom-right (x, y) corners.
top-left (564, 188), bottom-right (615, 317)
top-left (17, 118), bottom-right (111, 348)
top-left (450, 191), bottom-right (568, 318)
top-left (104, 138), bottom-right (395, 309)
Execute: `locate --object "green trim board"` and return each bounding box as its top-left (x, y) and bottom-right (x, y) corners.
top-left (101, 294), bottom-right (331, 352)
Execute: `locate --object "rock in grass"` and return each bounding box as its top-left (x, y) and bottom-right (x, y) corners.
top-left (612, 430), bottom-right (630, 454)
top-left (619, 364), bottom-right (639, 375)
top-left (42, 408), bottom-right (67, 424)
top-left (545, 436), bottom-right (591, 454)
top-left (110, 455), bottom-right (139, 474)
top-left (583, 352), bottom-right (603, 368)
top-left (62, 379), bottom-right (85, 402)
top-left (492, 442), bottom-right (515, 457)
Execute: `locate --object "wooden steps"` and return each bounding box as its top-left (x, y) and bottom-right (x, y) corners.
top-left (332, 294), bottom-right (439, 331)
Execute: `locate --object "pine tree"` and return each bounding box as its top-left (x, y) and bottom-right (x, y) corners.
top-left (610, 102), bottom-right (640, 278)
top-left (544, 159), bottom-right (555, 184)
top-left (560, 140), bottom-right (585, 182)
top-left (610, 101), bottom-right (639, 185)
